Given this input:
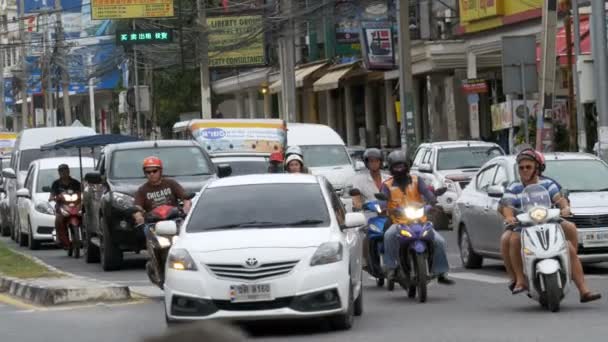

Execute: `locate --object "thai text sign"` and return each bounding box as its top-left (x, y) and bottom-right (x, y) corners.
top-left (190, 120), bottom-right (286, 154)
top-left (459, 0), bottom-right (504, 22)
top-left (207, 15), bottom-right (265, 67)
top-left (91, 0), bottom-right (174, 20)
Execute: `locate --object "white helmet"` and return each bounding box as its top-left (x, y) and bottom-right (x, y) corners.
top-left (285, 154), bottom-right (304, 166)
top-left (285, 145), bottom-right (303, 158)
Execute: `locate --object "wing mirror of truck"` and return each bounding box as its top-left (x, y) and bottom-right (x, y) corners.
top-left (85, 171), bottom-right (103, 184)
top-left (2, 168), bottom-right (15, 179)
top-left (217, 164), bottom-right (232, 178)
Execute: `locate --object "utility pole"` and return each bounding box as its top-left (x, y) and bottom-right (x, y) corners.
top-left (133, 21), bottom-right (141, 137)
top-left (591, 0), bottom-right (608, 161)
top-left (537, 0), bottom-right (558, 152)
top-left (18, 0), bottom-right (27, 130)
top-left (564, 0), bottom-right (577, 150)
top-left (572, 0), bottom-right (586, 152)
top-left (397, 0), bottom-right (418, 154)
top-left (278, 0), bottom-right (297, 122)
top-left (88, 55), bottom-right (95, 131)
top-left (0, 15), bottom-right (6, 130)
top-left (55, 0), bottom-right (72, 125)
top-left (197, 0), bottom-right (212, 119)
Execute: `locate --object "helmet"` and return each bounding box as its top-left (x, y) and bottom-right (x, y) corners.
top-left (387, 150), bottom-right (408, 169)
top-left (58, 164), bottom-right (69, 171)
top-left (285, 145), bottom-right (303, 158)
top-left (142, 156), bottom-right (163, 170)
top-left (270, 151), bottom-right (284, 163)
top-left (285, 154), bottom-right (303, 166)
top-left (516, 148), bottom-right (545, 172)
top-left (363, 148), bottom-right (383, 166)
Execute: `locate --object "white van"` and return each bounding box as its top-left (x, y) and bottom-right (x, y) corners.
top-left (2, 127), bottom-right (96, 240)
top-left (286, 123), bottom-right (358, 196)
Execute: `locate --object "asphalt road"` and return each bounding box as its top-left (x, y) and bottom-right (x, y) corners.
top-left (2, 232), bottom-right (608, 342)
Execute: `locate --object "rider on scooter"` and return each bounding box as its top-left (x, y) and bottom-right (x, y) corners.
top-left (349, 148), bottom-right (388, 211)
top-left (49, 164), bottom-right (81, 250)
top-left (381, 151), bottom-right (455, 285)
top-left (498, 148), bottom-right (601, 302)
top-left (132, 156), bottom-right (192, 237)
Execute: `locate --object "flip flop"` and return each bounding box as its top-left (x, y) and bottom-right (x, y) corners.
top-left (508, 281), bottom-right (515, 292)
top-left (512, 285), bottom-right (527, 295)
top-left (580, 292), bottom-right (602, 303)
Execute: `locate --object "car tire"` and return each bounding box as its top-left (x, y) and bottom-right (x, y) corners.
top-left (330, 282), bottom-right (354, 330)
top-left (100, 215), bottom-right (123, 271)
top-left (459, 226), bottom-right (483, 269)
top-left (17, 216), bottom-right (27, 247)
top-left (0, 218), bottom-right (9, 237)
top-left (84, 215), bottom-right (100, 264)
top-left (354, 275), bottom-right (363, 316)
top-left (28, 219), bottom-right (40, 250)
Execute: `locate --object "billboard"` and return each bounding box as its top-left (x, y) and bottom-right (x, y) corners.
top-left (360, 22), bottom-right (395, 70)
top-left (90, 0), bottom-right (174, 20)
top-left (458, 0), bottom-right (548, 34)
top-left (207, 15), bottom-right (265, 67)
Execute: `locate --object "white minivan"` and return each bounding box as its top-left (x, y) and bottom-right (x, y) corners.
top-left (2, 126), bottom-right (96, 242)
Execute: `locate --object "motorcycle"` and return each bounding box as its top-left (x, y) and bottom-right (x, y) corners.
top-left (54, 189), bottom-right (84, 258)
top-left (514, 184), bottom-right (571, 312)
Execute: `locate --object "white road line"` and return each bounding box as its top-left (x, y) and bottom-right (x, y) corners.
top-left (449, 272), bottom-right (509, 284)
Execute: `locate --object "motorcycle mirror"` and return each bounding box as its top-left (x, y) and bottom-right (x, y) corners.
top-left (374, 192), bottom-right (388, 201)
top-left (42, 186), bottom-right (51, 193)
top-left (349, 188), bottom-right (361, 197)
top-left (155, 220), bottom-right (178, 235)
top-left (434, 187), bottom-right (448, 196)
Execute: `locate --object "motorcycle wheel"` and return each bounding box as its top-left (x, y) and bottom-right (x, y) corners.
top-left (376, 278), bottom-right (384, 287)
top-left (414, 253), bottom-right (428, 303)
top-left (387, 279), bottom-right (395, 291)
top-left (74, 226), bottom-right (82, 259)
top-left (407, 285), bottom-right (416, 298)
top-left (543, 272), bottom-right (561, 313)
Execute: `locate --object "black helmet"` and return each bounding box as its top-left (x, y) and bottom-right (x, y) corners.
top-left (363, 148), bottom-right (383, 166)
top-left (58, 164), bottom-right (69, 171)
top-left (387, 150), bottom-right (408, 169)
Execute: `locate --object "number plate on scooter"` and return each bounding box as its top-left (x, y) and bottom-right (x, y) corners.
top-left (581, 230), bottom-right (608, 247)
top-left (229, 284), bottom-right (272, 303)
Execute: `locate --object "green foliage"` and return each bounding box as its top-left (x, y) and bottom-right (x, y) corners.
top-left (153, 67), bottom-right (201, 137)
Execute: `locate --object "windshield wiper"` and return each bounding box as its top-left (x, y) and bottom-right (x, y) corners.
top-left (269, 219), bottom-right (326, 227)
top-left (203, 221), bottom-right (279, 230)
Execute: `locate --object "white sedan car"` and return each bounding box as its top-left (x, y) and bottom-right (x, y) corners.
top-left (16, 157), bottom-right (94, 249)
top-left (164, 173), bottom-right (366, 329)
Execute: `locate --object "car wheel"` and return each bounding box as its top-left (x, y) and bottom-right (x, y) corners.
top-left (330, 282), bottom-right (354, 330)
top-left (11, 212), bottom-right (18, 241)
top-left (354, 281), bottom-right (363, 316)
top-left (84, 215), bottom-right (100, 263)
top-left (459, 226), bottom-right (483, 269)
top-left (100, 215), bottom-right (123, 271)
top-left (18, 216), bottom-right (27, 247)
top-left (28, 219), bottom-right (40, 250)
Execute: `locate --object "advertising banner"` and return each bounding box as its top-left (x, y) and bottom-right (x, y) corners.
top-left (189, 120), bottom-right (286, 155)
top-left (360, 21), bottom-right (395, 70)
top-left (207, 15), bottom-right (265, 67)
top-left (0, 132), bottom-right (17, 156)
top-left (90, 0), bottom-right (174, 20)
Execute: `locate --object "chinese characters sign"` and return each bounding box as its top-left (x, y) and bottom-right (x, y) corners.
top-left (207, 15), bottom-right (265, 67)
top-left (91, 0), bottom-right (174, 20)
top-left (116, 29), bottom-right (173, 44)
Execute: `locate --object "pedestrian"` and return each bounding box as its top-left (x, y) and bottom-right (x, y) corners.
top-left (268, 151), bottom-right (284, 173)
top-left (214, 109), bottom-right (224, 119)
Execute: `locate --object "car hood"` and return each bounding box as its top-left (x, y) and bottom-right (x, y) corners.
top-left (308, 165), bottom-right (355, 189)
top-left (108, 175), bottom-right (216, 197)
top-left (178, 227), bottom-right (332, 253)
top-left (570, 192), bottom-right (608, 212)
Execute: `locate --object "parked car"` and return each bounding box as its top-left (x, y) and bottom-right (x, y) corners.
top-left (410, 141), bottom-right (505, 229)
top-left (82, 140), bottom-right (231, 271)
top-left (163, 173), bottom-right (365, 328)
top-left (15, 157), bottom-right (95, 249)
top-left (454, 152), bottom-right (608, 268)
top-left (0, 156), bottom-right (10, 236)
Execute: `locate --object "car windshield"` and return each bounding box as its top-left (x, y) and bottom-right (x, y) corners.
top-left (187, 183), bottom-right (330, 232)
top-left (300, 145), bottom-right (351, 168)
top-left (213, 160), bottom-right (268, 176)
top-left (37, 167), bottom-right (94, 193)
top-left (110, 147), bottom-right (212, 179)
top-left (543, 159), bottom-right (608, 192)
top-left (19, 148), bottom-right (100, 171)
top-left (437, 146), bottom-right (503, 170)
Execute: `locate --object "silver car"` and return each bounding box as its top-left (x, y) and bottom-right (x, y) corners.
top-left (454, 152), bottom-right (608, 268)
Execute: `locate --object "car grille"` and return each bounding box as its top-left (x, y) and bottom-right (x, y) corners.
top-left (213, 297), bottom-right (294, 311)
top-left (205, 260), bottom-right (300, 281)
top-left (568, 214), bottom-right (608, 229)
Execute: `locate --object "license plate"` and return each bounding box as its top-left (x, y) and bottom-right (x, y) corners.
top-left (581, 230), bottom-right (608, 247)
top-left (229, 284), bottom-right (272, 303)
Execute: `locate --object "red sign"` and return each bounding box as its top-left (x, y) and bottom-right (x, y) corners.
top-left (462, 79), bottom-right (488, 94)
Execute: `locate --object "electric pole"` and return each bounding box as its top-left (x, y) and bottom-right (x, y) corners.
top-left (537, 0), bottom-right (558, 152)
top-left (197, 0), bottom-right (212, 119)
top-left (397, 0), bottom-right (418, 154)
top-left (279, 0), bottom-right (297, 122)
top-left (55, 0), bottom-right (72, 125)
top-left (133, 21), bottom-right (141, 137)
top-left (572, 0), bottom-right (586, 152)
top-left (18, 0), bottom-right (27, 130)
top-left (564, 0), bottom-right (576, 151)
top-left (591, 0), bottom-right (608, 161)
top-left (0, 14), bottom-right (6, 130)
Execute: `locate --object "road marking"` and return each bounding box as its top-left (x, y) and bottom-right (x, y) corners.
top-left (0, 293), bottom-right (40, 311)
top-left (449, 272), bottom-right (509, 284)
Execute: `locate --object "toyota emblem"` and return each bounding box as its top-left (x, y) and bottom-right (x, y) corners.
top-left (245, 258), bottom-right (259, 268)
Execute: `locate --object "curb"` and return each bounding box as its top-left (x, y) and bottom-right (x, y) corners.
top-left (0, 243), bottom-right (132, 306)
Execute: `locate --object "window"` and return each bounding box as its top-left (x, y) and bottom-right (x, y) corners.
top-left (24, 166), bottom-right (35, 192)
top-left (213, 160), bottom-right (268, 176)
top-left (110, 147), bottom-right (212, 179)
top-left (300, 145), bottom-right (351, 167)
top-left (413, 148), bottom-right (427, 166)
top-left (476, 165), bottom-right (496, 191)
top-left (544, 159), bottom-right (608, 192)
top-left (422, 149), bottom-right (433, 164)
top-left (493, 165), bottom-right (508, 187)
top-left (436, 146), bottom-right (504, 170)
top-left (37, 167), bottom-right (93, 193)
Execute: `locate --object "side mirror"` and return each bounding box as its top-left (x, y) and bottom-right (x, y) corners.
top-left (85, 171), bottom-right (102, 184)
top-left (343, 212), bottom-right (366, 229)
top-left (434, 187), bottom-right (448, 197)
top-left (2, 167), bottom-right (15, 179)
top-left (418, 164), bottom-right (433, 173)
top-left (217, 164), bottom-right (232, 178)
top-left (42, 186), bottom-right (51, 193)
top-left (16, 188), bottom-right (30, 199)
top-left (374, 192), bottom-right (388, 201)
top-left (487, 185), bottom-right (505, 198)
top-left (155, 220), bottom-right (178, 235)
top-left (349, 188), bottom-right (361, 197)
top-left (354, 160), bottom-right (365, 171)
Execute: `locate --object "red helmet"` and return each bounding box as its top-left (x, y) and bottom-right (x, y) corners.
top-left (516, 148), bottom-right (545, 172)
top-left (270, 151), bottom-right (284, 163)
top-left (142, 156), bottom-right (163, 170)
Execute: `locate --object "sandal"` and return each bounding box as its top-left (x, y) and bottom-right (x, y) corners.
top-left (512, 285), bottom-right (527, 295)
top-left (508, 281), bottom-right (515, 292)
top-left (580, 292), bottom-right (602, 303)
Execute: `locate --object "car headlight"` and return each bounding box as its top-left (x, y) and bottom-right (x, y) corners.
top-left (35, 201), bottom-right (55, 215)
top-left (112, 192), bottom-right (134, 210)
top-left (168, 248), bottom-right (198, 271)
top-left (310, 242), bottom-right (343, 266)
top-left (404, 207), bottom-right (424, 220)
top-left (529, 207), bottom-right (548, 223)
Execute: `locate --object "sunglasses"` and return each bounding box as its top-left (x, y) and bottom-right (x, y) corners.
top-left (144, 169), bottom-right (160, 175)
top-left (518, 165), bottom-right (534, 171)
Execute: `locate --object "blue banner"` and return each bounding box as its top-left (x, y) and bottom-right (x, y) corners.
top-left (20, 0), bottom-right (83, 14)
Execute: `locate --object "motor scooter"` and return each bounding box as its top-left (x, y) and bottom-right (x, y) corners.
top-left (54, 189), bottom-right (84, 258)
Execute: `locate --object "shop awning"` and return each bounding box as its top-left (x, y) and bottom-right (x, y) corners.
top-left (313, 64), bottom-right (356, 92)
top-left (536, 15), bottom-right (590, 66)
top-left (269, 62), bottom-right (327, 94)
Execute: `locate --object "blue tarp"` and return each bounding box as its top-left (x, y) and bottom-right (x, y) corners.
top-left (40, 134), bottom-right (141, 151)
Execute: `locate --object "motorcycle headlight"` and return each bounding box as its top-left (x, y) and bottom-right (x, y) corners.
top-left (156, 236), bottom-right (172, 248)
top-left (404, 207), bottom-right (424, 220)
top-left (112, 192), bottom-right (134, 211)
top-left (168, 248), bottom-right (198, 271)
top-left (62, 193), bottom-right (78, 202)
top-left (35, 201), bottom-right (55, 215)
top-left (310, 242), bottom-right (343, 266)
top-left (374, 204), bottom-right (382, 213)
top-left (529, 207), bottom-right (548, 223)
top-left (368, 223), bottom-right (382, 233)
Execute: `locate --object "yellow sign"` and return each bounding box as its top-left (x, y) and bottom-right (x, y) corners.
top-left (207, 15), bottom-right (265, 68)
top-left (91, 0), bottom-right (174, 20)
top-left (459, 0), bottom-right (504, 23)
top-left (0, 132), bottom-right (17, 156)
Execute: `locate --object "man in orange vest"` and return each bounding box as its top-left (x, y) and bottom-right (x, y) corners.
top-left (381, 151), bottom-right (454, 285)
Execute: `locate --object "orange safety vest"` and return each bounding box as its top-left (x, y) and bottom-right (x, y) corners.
top-left (384, 176), bottom-right (425, 224)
